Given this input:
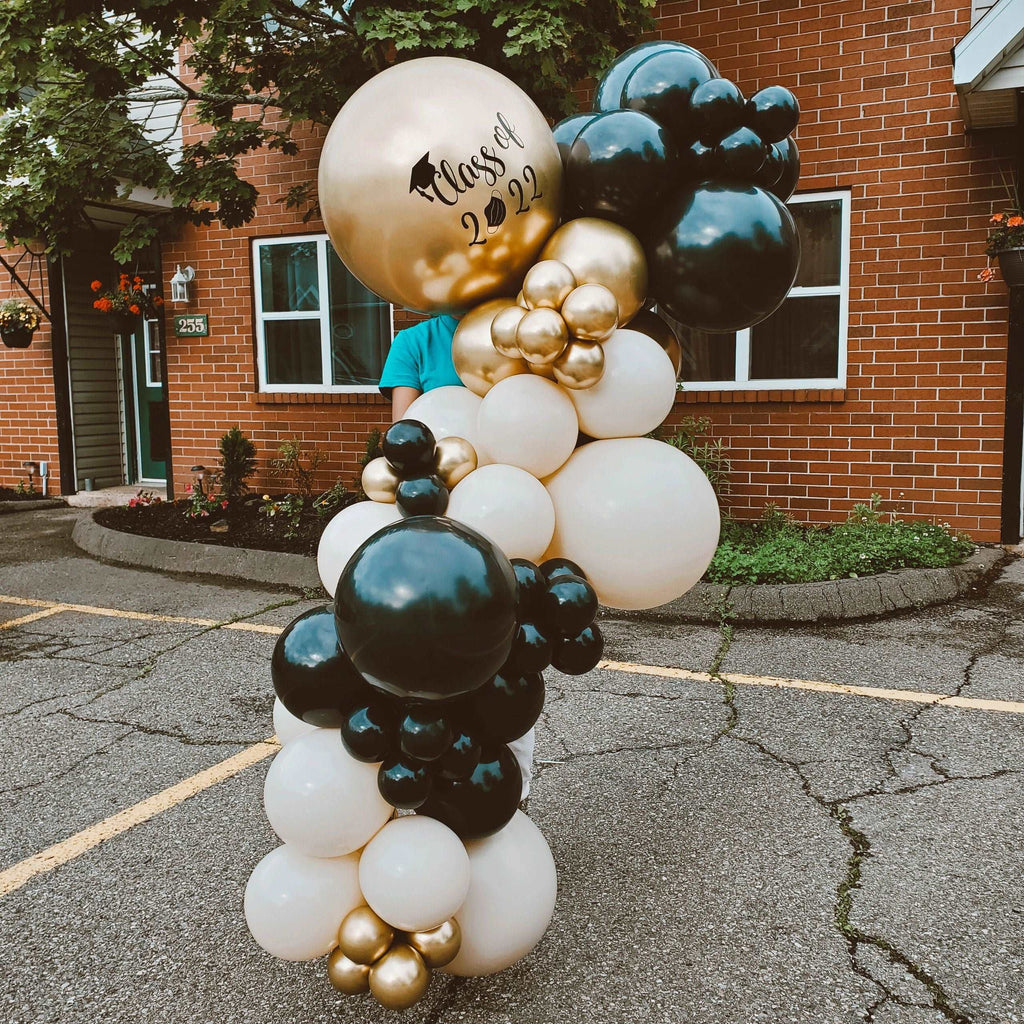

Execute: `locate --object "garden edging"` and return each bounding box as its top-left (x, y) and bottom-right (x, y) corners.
top-left (0, 498), bottom-right (66, 515)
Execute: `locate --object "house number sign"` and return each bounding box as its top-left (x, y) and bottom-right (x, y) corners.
top-left (173, 314), bottom-right (209, 337)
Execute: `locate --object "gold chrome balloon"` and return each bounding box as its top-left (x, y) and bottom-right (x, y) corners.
top-left (553, 340), bottom-right (606, 390)
top-left (490, 304), bottom-right (528, 358)
top-left (406, 918), bottom-right (462, 969)
top-left (453, 298), bottom-right (530, 396)
top-left (338, 905), bottom-right (395, 965)
top-left (540, 218), bottom-right (647, 324)
top-left (327, 949), bottom-right (371, 995)
top-left (318, 58), bottom-right (563, 314)
top-left (360, 457), bottom-right (400, 504)
top-left (516, 307), bottom-right (569, 365)
top-left (434, 436), bottom-right (478, 488)
top-left (561, 283), bottom-right (619, 342)
top-left (528, 360), bottom-right (557, 379)
top-left (368, 944), bottom-right (431, 1011)
top-left (521, 260), bottom-right (577, 310)
top-left (627, 309), bottom-right (683, 377)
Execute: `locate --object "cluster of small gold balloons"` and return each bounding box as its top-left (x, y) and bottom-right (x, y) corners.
top-left (328, 904), bottom-right (462, 1011)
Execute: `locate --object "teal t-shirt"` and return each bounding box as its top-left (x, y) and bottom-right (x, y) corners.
top-left (378, 315), bottom-right (463, 398)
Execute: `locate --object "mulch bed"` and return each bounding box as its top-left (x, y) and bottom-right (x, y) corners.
top-left (0, 487), bottom-right (48, 502)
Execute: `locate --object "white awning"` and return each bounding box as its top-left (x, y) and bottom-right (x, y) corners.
top-left (953, 0), bottom-right (1024, 130)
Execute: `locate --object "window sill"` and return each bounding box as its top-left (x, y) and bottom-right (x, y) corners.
top-left (675, 388), bottom-right (846, 404)
top-left (251, 392), bottom-right (389, 406)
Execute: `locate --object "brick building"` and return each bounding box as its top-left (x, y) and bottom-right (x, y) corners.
top-left (2, 0), bottom-right (1023, 542)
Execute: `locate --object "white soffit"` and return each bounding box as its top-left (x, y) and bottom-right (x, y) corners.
top-left (953, 0), bottom-right (1024, 130)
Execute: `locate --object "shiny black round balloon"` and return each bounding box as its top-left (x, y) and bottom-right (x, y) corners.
top-left (435, 726), bottom-right (482, 781)
top-left (620, 49), bottom-right (717, 145)
top-left (540, 557), bottom-right (587, 583)
top-left (395, 474), bottom-right (448, 517)
top-left (690, 78), bottom-right (745, 145)
top-left (645, 183), bottom-right (801, 333)
top-left (594, 41), bottom-right (717, 114)
top-left (340, 699), bottom-right (397, 763)
top-left (399, 705), bottom-right (453, 762)
top-left (756, 142), bottom-right (784, 190)
top-left (334, 517), bottom-right (518, 701)
top-left (271, 606), bottom-right (373, 727)
top-left (382, 419), bottom-right (435, 476)
top-left (378, 756), bottom-right (433, 810)
top-left (768, 136), bottom-right (800, 202)
top-left (469, 669), bottom-right (545, 744)
top-left (542, 574), bottom-right (599, 638)
top-left (679, 140), bottom-right (719, 184)
top-left (509, 621), bottom-right (553, 674)
top-left (566, 110), bottom-right (676, 233)
top-left (511, 558), bottom-right (547, 619)
top-left (552, 624), bottom-right (604, 676)
top-left (715, 126), bottom-right (766, 183)
top-left (745, 85), bottom-right (800, 144)
top-left (553, 113), bottom-right (599, 168)
top-left (418, 743), bottom-right (522, 840)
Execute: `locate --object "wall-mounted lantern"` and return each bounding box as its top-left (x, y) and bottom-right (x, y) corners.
top-left (170, 265), bottom-right (196, 305)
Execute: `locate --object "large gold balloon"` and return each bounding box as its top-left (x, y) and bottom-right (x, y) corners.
top-left (338, 905), bottom-right (395, 965)
top-left (552, 340), bottom-right (606, 390)
top-left (490, 304), bottom-right (528, 358)
top-left (539, 218), bottom-right (647, 324)
top-left (516, 307), bottom-right (569, 365)
top-left (368, 945), bottom-right (431, 1011)
top-left (521, 260), bottom-right (577, 310)
top-left (360, 457), bottom-right (400, 504)
top-left (327, 949), bottom-right (371, 995)
top-left (453, 298), bottom-right (530, 396)
top-left (318, 57), bottom-right (563, 314)
top-left (628, 309), bottom-right (683, 377)
top-left (434, 436), bottom-right (478, 488)
top-left (406, 919), bottom-right (462, 969)
top-left (561, 283), bottom-right (619, 343)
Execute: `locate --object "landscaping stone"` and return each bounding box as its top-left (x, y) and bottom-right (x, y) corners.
top-left (0, 498), bottom-right (65, 515)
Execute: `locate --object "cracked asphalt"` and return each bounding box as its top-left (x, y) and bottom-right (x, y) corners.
top-left (0, 507), bottom-right (1022, 1024)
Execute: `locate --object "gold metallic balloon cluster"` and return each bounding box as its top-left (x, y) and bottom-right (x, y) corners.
top-left (362, 435), bottom-right (478, 504)
top-left (327, 905), bottom-right (462, 1011)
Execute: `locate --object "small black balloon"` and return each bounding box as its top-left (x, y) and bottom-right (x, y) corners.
top-left (510, 621), bottom-right (553, 674)
top-left (378, 756), bottom-right (433, 810)
top-left (679, 140), bottom-right (719, 184)
top-left (395, 474), bottom-right (449, 517)
top-left (271, 606), bottom-right (373, 728)
top-left (552, 624), bottom-right (604, 676)
top-left (542, 574), bottom-right (599, 638)
top-left (341, 699), bottom-right (397, 763)
top-left (540, 557), bottom-right (587, 583)
top-left (715, 126), bottom-right (767, 183)
top-left (399, 705), bottom-right (453, 763)
top-left (382, 419), bottom-right (435, 475)
top-left (470, 669), bottom-right (545, 744)
top-left (595, 40), bottom-right (717, 114)
top-left (511, 558), bottom-right (547, 618)
top-left (745, 85), bottom-right (800, 144)
top-left (436, 726), bottom-right (483, 781)
top-left (553, 113), bottom-right (599, 167)
top-left (418, 743), bottom-right (522, 840)
top-left (620, 48), bottom-right (717, 143)
top-left (690, 78), bottom-right (746, 145)
top-left (756, 143), bottom-right (784, 190)
top-left (768, 136), bottom-right (800, 202)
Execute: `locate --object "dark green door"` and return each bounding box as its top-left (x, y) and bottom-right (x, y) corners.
top-left (127, 319), bottom-right (168, 482)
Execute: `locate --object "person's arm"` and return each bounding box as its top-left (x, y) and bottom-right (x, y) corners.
top-left (391, 386), bottom-right (421, 421)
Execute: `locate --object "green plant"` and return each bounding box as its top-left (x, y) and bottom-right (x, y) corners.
top-left (272, 440), bottom-right (324, 500)
top-left (15, 478), bottom-right (33, 495)
top-left (261, 493), bottom-right (305, 539)
top-left (660, 417), bottom-right (731, 496)
top-left (217, 426), bottom-right (257, 502)
top-left (183, 483), bottom-right (228, 520)
top-left (355, 428), bottom-right (384, 497)
top-left (313, 482), bottom-right (349, 519)
top-left (0, 299), bottom-right (42, 333)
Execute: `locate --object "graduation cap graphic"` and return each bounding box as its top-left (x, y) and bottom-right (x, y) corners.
top-left (409, 152), bottom-right (438, 201)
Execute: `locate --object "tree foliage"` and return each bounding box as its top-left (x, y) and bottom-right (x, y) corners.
top-left (0, 0), bottom-right (655, 260)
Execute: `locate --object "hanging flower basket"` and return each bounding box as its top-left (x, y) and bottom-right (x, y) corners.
top-left (1, 327), bottom-right (35, 349)
top-left (0, 300), bottom-right (42, 349)
top-left (91, 274), bottom-right (164, 320)
top-left (996, 248), bottom-right (1024, 288)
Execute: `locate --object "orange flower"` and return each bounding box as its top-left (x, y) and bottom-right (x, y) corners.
top-left (153, 295), bottom-right (164, 306)
top-left (979, 267), bottom-right (995, 282)
top-left (991, 213), bottom-right (1005, 224)
top-left (132, 276), bottom-right (142, 285)
top-left (90, 280), bottom-right (103, 292)
top-left (93, 299), bottom-right (103, 310)
top-left (129, 304), bottom-right (141, 315)
top-left (1008, 215), bottom-right (1024, 227)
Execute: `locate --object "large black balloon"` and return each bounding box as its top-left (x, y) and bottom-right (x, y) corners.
top-left (418, 743), bottom-right (522, 840)
top-left (621, 49), bottom-right (717, 145)
top-left (745, 86), bottom-right (800, 144)
top-left (645, 183), bottom-right (800, 333)
top-left (566, 110), bottom-right (675, 233)
top-left (715, 126), bottom-right (767, 183)
top-left (595, 41), bottom-right (717, 113)
top-left (542, 574), bottom-right (599, 638)
top-left (271, 606), bottom-right (373, 727)
top-left (768, 136), bottom-right (800, 202)
top-left (382, 420), bottom-right (435, 476)
top-left (553, 113), bottom-right (599, 167)
top-left (334, 517), bottom-right (518, 701)
top-left (341, 699), bottom-right (397, 762)
top-left (552, 624), bottom-right (604, 676)
top-left (395, 474), bottom-right (448, 517)
top-left (689, 78), bottom-right (745, 145)
top-left (469, 669), bottom-right (545, 744)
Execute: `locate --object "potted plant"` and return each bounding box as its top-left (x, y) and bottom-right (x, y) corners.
top-left (90, 274), bottom-right (164, 326)
top-left (982, 211), bottom-right (1024, 287)
top-left (0, 299), bottom-right (43, 348)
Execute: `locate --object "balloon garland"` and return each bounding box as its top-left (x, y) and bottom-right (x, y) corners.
top-left (248, 41), bottom-right (800, 1012)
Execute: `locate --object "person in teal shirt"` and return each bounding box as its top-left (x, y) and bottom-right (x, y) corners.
top-left (378, 314), bottom-right (462, 420)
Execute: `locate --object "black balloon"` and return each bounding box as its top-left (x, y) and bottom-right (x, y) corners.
top-left (542, 574), bottom-right (599, 638)
top-left (470, 669), bottom-right (545, 744)
top-left (768, 136), bottom-right (800, 202)
top-left (540, 557), bottom-right (587, 583)
top-left (594, 41), bottom-right (717, 114)
top-left (552, 624), bottom-right (604, 676)
top-left (378, 756), bottom-right (433, 810)
top-left (334, 517), bottom-right (518, 701)
top-left (511, 558), bottom-right (547, 618)
top-left (395, 474), bottom-right (449, 517)
top-left (399, 705), bottom-right (453, 762)
top-left (509, 621), bottom-right (553, 674)
top-left (645, 183), bottom-right (800, 333)
top-left (341, 699), bottom-right (397, 763)
top-left (418, 743), bottom-right (522, 840)
top-left (745, 86), bottom-right (800, 144)
top-left (566, 110), bottom-right (675, 233)
top-left (756, 142), bottom-right (784, 190)
top-left (690, 78), bottom-right (745, 145)
top-left (679, 140), bottom-right (718, 184)
top-left (382, 420), bottom-right (435, 475)
top-left (715, 126), bottom-right (766, 182)
top-left (620, 49), bottom-right (717, 144)
top-left (271, 606), bottom-right (372, 727)
top-left (553, 113), bottom-right (599, 168)
top-left (435, 726), bottom-right (482, 781)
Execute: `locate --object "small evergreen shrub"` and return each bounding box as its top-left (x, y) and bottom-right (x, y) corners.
top-left (217, 426), bottom-right (257, 502)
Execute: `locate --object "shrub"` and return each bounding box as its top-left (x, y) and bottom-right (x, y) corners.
top-left (659, 417), bottom-right (730, 496)
top-left (272, 439), bottom-right (324, 500)
top-left (218, 426), bottom-right (257, 502)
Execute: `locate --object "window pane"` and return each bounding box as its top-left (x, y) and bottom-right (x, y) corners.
top-left (791, 199), bottom-right (842, 288)
top-left (664, 314), bottom-right (737, 382)
top-left (260, 242), bottom-right (320, 312)
top-left (328, 248), bottom-right (391, 386)
top-left (145, 321), bottom-right (162, 384)
top-left (749, 295), bottom-right (840, 380)
top-left (265, 320), bottom-right (323, 384)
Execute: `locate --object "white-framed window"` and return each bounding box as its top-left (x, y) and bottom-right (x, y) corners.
top-left (143, 316), bottom-right (162, 387)
top-left (672, 189), bottom-right (851, 392)
top-left (252, 233), bottom-right (394, 393)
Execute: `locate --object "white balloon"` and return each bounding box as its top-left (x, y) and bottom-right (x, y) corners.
top-left (477, 375), bottom-right (578, 479)
top-left (317, 501), bottom-right (401, 597)
top-left (447, 464), bottom-right (555, 562)
top-left (272, 697), bottom-right (320, 746)
top-left (568, 328), bottom-right (677, 439)
top-left (444, 811), bottom-right (557, 977)
top-left (358, 817), bottom-right (471, 932)
top-left (263, 730), bottom-right (392, 858)
top-left (244, 845), bottom-right (362, 961)
top-left (544, 437), bottom-right (720, 610)
top-left (405, 386), bottom-right (490, 466)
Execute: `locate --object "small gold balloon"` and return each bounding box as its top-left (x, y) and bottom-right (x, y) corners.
top-left (368, 944), bottom-right (431, 1011)
top-left (552, 340), bottom-right (606, 390)
top-left (338, 905), bottom-right (395, 966)
top-left (406, 918), bottom-right (462, 969)
top-left (528, 360), bottom-right (557, 379)
top-left (327, 949), bottom-right (371, 995)
top-left (521, 260), bottom-right (577, 310)
top-left (490, 304), bottom-right (528, 358)
top-left (516, 307), bottom-right (569, 365)
top-left (434, 436), bottom-right (477, 488)
top-left (627, 309), bottom-right (683, 377)
top-left (360, 457), bottom-right (400, 503)
top-left (452, 298), bottom-right (531, 396)
top-left (561, 283), bottom-right (619, 343)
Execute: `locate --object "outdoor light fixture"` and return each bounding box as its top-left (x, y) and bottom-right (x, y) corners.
top-left (170, 264), bottom-right (196, 304)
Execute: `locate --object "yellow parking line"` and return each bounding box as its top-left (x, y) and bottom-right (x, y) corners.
top-left (0, 605), bottom-right (70, 629)
top-left (0, 738), bottom-right (280, 900)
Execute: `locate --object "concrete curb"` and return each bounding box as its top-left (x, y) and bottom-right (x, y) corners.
top-left (0, 498), bottom-right (66, 515)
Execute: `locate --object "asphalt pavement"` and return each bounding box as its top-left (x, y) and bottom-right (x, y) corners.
top-left (0, 507), bottom-right (1021, 1024)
